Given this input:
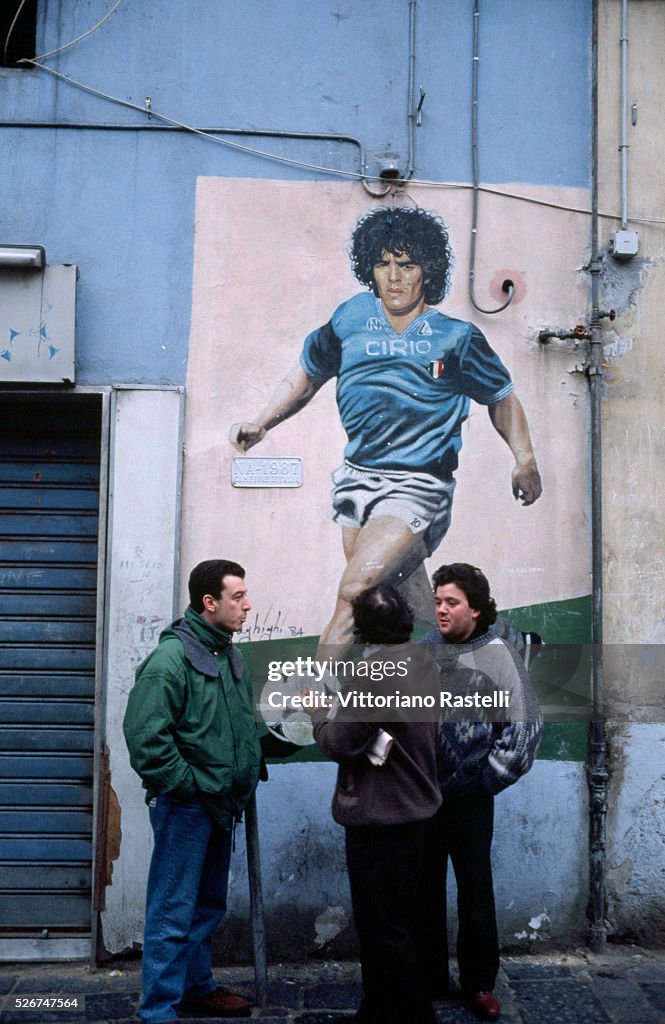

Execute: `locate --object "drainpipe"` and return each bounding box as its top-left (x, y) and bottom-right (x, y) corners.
top-left (619, 0), bottom-right (629, 229)
top-left (405, 0), bottom-right (417, 179)
top-left (587, 0), bottom-right (608, 954)
top-left (469, 0), bottom-right (514, 315)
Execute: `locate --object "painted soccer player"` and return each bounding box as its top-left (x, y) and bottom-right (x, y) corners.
top-left (230, 207), bottom-right (542, 651)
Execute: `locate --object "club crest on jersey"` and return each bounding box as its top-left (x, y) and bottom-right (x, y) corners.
top-left (428, 359), bottom-right (445, 379)
top-left (366, 317), bottom-right (383, 332)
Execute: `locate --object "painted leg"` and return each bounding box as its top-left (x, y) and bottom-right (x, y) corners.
top-left (396, 562), bottom-right (436, 632)
top-left (317, 516), bottom-right (429, 654)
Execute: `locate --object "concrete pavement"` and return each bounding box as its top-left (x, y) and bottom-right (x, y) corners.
top-left (0, 946), bottom-right (663, 1023)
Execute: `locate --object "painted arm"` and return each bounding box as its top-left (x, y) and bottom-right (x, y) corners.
top-left (488, 392), bottom-right (542, 505)
top-left (229, 363), bottom-right (324, 452)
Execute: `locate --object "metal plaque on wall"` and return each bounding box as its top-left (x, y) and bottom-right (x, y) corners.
top-left (232, 457), bottom-right (303, 488)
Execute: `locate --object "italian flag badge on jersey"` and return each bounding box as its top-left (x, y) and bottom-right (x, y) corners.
top-left (428, 359), bottom-right (445, 379)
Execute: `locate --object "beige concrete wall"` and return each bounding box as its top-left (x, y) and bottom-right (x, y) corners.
top-left (598, 0), bottom-right (665, 944)
top-left (598, 0), bottom-right (665, 648)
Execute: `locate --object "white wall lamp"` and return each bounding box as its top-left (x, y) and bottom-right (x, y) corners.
top-left (0, 245), bottom-right (46, 270)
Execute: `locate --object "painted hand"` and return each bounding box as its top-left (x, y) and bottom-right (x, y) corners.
top-left (229, 421), bottom-right (266, 452)
top-left (512, 460), bottom-right (542, 505)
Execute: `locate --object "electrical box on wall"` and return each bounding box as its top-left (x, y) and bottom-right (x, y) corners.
top-left (610, 230), bottom-right (639, 260)
top-left (0, 265), bottom-right (77, 384)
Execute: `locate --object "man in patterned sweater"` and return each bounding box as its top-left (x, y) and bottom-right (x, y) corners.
top-left (416, 563), bottom-right (543, 1022)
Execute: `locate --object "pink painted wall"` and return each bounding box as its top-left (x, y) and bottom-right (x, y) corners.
top-left (183, 178), bottom-right (591, 640)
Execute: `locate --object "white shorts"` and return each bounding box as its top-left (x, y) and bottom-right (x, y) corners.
top-left (330, 461), bottom-right (456, 557)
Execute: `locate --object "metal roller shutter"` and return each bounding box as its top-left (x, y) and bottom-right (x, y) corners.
top-left (0, 394), bottom-right (101, 939)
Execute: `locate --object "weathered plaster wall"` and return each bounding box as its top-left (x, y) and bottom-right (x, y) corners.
top-left (177, 761), bottom-right (589, 962)
top-left (99, 389), bottom-right (183, 953)
top-left (597, 0), bottom-right (665, 939)
top-left (605, 725), bottom-right (665, 944)
top-left (0, 0), bottom-right (611, 958)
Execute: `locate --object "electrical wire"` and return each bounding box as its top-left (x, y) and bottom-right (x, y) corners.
top-left (29, 0), bottom-right (126, 63)
top-left (3, 0), bottom-right (29, 67)
top-left (14, 58), bottom-right (665, 229)
top-left (20, 60), bottom-right (379, 183)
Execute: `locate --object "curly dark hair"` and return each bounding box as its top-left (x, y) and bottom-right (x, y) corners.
top-left (351, 584), bottom-right (414, 645)
top-left (431, 563), bottom-right (498, 635)
top-left (349, 206), bottom-right (453, 305)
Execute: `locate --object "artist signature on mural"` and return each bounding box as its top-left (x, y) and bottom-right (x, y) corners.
top-left (237, 608), bottom-right (304, 644)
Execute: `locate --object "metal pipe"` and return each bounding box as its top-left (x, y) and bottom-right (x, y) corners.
top-left (468, 0), bottom-right (514, 315)
top-left (406, 0), bottom-right (417, 179)
top-left (244, 794), bottom-right (268, 1007)
top-left (0, 119), bottom-right (368, 170)
top-left (620, 0), bottom-right (629, 228)
top-left (587, 0), bottom-right (608, 954)
top-left (538, 326), bottom-right (590, 343)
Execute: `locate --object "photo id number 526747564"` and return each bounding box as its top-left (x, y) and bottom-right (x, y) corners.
top-left (1, 996), bottom-right (85, 1012)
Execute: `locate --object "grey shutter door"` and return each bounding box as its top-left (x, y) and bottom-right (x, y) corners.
top-left (0, 395), bottom-right (101, 933)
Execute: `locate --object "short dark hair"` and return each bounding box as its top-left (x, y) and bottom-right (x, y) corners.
top-left (349, 206), bottom-right (453, 305)
top-left (188, 559), bottom-right (245, 613)
top-left (431, 563), bottom-right (497, 634)
top-left (351, 584), bottom-right (414, 645)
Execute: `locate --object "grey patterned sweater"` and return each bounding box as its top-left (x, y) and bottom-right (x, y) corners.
top-left (419, 628), bottom-right (543, 798)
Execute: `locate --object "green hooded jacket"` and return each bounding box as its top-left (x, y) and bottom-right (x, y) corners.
top-left (123, 607), bottom-right (261, 828)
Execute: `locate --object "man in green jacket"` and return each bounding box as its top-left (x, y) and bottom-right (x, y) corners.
top-left (123, 559), bottom-right (261, 1023)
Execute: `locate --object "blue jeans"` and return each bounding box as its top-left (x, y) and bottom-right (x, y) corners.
top-left (140, 795), bottom-right (233, 1024)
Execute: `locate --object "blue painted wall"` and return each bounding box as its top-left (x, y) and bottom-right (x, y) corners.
top-left (0, 0), bottom-right (591, 386)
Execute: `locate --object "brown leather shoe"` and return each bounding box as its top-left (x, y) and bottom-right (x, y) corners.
top-left (465, 990), bottom-right (501, 1020)
top-left (179, 985), bottom-right (251, 1017)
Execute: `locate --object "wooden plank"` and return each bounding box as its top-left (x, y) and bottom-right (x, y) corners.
top-left (0, 593), bottom-right (97, 616)
top-left (0, 513), bottom-right (99, 536)
top-left (0, 810), bottom-right (93, 833)
top-left (0, 727), bottom-right (94, 753)
top-left (0, 440), bottom-right (99, 458)
top-left (0, 538), bottom-right (98, 563)
top-left (0, 838), bottom-right (92, 860)
top-left (0, 486), bottom-right (100, 510)
top-left (0, 566), bottom-right (97, 589)
top-left (0, 702), bottom-right (94, 726)
top-left (0, 675), bottom-right (95, 698)
top-left (0, 755), bottom-right (93, 779)
top-left (0, 893), bottom-right (91, 928)
top-left (0, 864), bottom-right (91, 889)
top-left (0, 621), bottom-right (97, 644)
top-left (0, 782), bottom-right (93, 806)
top-left (0, 463), bottom-right (99, 484)
top-left (0, 649), bottom-right (96, 671)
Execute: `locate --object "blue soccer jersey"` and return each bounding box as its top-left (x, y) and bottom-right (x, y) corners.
top-left (300, 292), bottom-right (513, 480)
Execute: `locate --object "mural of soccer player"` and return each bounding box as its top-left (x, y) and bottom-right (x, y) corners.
top-left (229, 206), bottom-right (542, 653)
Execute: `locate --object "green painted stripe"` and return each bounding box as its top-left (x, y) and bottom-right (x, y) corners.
top-left (246, 594), bottom-right (593, 764)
